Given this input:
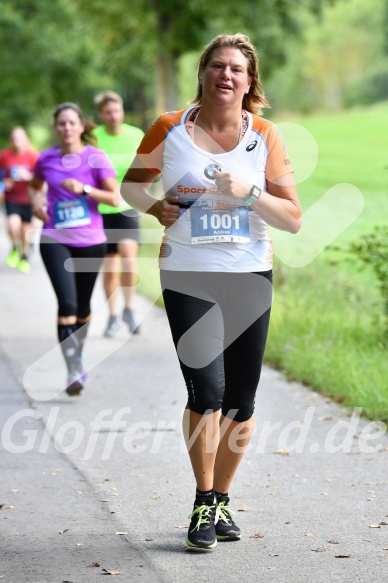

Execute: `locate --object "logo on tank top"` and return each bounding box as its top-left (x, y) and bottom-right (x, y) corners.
top-left (204, 163), bottom-right (222, 180)
top-left (246, 140), bottom-right (257, 152)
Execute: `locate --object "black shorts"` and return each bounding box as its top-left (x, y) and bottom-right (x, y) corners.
top-left (102, 211), bottom-right (140, 254)
top-left (161, 270), bottom-right (273, 422)
top-left (5, 200), bottom-right (33, 223)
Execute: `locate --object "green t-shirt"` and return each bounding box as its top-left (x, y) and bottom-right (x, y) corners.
top-left (93, 123), bottom-right (145, 214)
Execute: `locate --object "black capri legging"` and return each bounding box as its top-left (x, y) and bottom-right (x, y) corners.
top-left (161, 270), bottom-right (273, 422)
top-left (40, 236), bottom-right (106, 319)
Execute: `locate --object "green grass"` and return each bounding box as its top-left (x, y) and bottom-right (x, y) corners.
top-left (137, 102), bottom-right (388, 422)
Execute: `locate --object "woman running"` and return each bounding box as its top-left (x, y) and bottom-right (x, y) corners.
top-left (122, 34), bottom-right (302, 548)
top-left (29, 102), bottom-right (118, 395)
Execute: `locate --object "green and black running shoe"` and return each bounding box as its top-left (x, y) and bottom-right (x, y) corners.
top-left (186, 497), bottom-right (217, 549)
top-left (215, 495), bottom-right (241, 541)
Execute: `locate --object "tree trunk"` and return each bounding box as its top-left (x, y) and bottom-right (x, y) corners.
top-left (155, 47), bottom-right (179, 114)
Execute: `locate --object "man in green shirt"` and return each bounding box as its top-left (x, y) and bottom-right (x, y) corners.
top-left (94, 91), bottom-right (144, 337)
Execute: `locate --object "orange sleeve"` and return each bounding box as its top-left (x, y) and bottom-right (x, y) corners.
top-left (252, 117), bottom-right (293, 182)
top-left (137, 111), bottom-right (183, 175)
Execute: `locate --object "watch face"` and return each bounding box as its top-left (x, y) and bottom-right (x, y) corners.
top-left (83, 184), bottom-right (92, 194)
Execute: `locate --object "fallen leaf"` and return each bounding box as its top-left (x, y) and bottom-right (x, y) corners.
top-left (176, 525), bottom-right (189, 529)
top-left (59, 529), bottom-right (69, 534)
top-left (321, 492), bottom-right (329, 496)
top-left (369, 524), bottom-right (381, 528)
top-left (237, 507), bottom-right (249, 512)
top-left (328, 540), bottom-right (340, 544)
top-left (101, 499), bottom-right (111, 502)
top-left (76, 543), bottom-right (83, 547)
top-left (274, 449), bottom-right (289, 455)
top-left (87, 562), bottom-right (100, 567)
top-left (312, 547), bottom-right (327, 552)
top-left (269, 553), bottom-right (279, 557)
top-left (0, 504), bottom-right (4, 510)
top-left (10, 489), bottom-right (20, 493)
top-left (6, 506), bottom-right (14, 510)
top-left (102, 568), bottom-right (121, 575)
top-left (115, 532), bottom-right (128, 535)
top-left (379, 521), bottom-right (388, 526)
top-left (145, 538), bottom-right (154, 541)
top-left (151, 495), bottom-right (159, 500)
top-left (335, 554), bottom-right (351, 558)
top-left (305, 533), bottom-right (314, 537)
top-left (249, 533), bottom-right (265, 538)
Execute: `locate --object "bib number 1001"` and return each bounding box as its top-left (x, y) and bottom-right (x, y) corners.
top-left (200, 213), bottom-right (240, 230)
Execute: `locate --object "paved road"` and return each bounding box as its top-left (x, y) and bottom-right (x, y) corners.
top-left (1, 211), bottom-right (387, 583)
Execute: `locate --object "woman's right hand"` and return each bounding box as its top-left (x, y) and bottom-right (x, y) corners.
top-left (151, 195), bottom-right (180, 227)
top-left (32, 198), bottom-right (49, 223)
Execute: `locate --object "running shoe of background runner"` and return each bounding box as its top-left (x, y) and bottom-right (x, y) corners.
top-left (6, 248), bottom-right (19, 269)
top-left (122, 307), bottom-right (141, 334)
top-left (66, 367), bottom-right (84, 396)
top-left (104, 315), bottom-right (120, 338)
top-left (17, 258), bottom-right (30, 274)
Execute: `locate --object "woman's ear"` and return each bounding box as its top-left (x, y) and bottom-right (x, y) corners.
top-left (198, 67), bottom-right (204, 84)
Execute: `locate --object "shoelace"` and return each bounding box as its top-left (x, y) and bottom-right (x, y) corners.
top-left (188, 504), bottom-right (215, 532)
top-left (215, 501), bottom-right (236, 525)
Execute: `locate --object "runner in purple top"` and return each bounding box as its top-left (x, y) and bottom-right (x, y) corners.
top-left (29, 102), bottom-right (118, 396)
top-left (33, 144), bottom-right (116, 246)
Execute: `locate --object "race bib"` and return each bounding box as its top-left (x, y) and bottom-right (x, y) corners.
top-left (191, 205), bottom-right (250, 244)
top-left (10, 165), bottom-right (29, 181)
top-left (54, 198), bottom-right (91, 229)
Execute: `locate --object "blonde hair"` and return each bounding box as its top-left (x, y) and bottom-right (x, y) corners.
top-left (94, 90), bottom-right (123, 111)
top-left (191, 33), bottom-right (270, 115)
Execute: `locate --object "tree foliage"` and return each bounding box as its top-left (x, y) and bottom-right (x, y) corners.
top-left (0, 0), bottom-right (336, 140)
top-left (0, 0), bottom-right (112, 142)
top-left (266, 0), bottom-right (388, 113)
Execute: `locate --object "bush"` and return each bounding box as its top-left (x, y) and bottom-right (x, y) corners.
top-left (345, 226), bottom-right (388, 335)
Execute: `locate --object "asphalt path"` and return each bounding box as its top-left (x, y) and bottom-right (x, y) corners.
top-left (1, 210), bottom-right (387, 583)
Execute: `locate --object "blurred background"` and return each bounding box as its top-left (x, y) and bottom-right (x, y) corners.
top-left (1, 0), bottom-right (387, 421)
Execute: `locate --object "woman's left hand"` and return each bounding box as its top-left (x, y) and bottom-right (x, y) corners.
top-left (61, 178), bottom-right (84, 194)
top-left (214, 170), bottom-right (251, 201)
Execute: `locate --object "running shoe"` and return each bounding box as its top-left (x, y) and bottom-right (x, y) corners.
top-left (215, 495), bottom-right (241, 541)
top-left (6, 248), bottom-right (19, 269)
top-left (186, 496), bottom-right (217, 549)
top-left (122, 307), bottom-right (141, 334)
top-left (66, 367), bottom-right (84, 396)
top-left (104, 315), bottom-right (120, 338)
top-left (17, 258), bottom-right (31, 274)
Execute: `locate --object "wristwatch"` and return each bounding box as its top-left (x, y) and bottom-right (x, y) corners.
top-left (245, 185), bottom-right (262, 206)
top-left (82, 184), bottom-right (92, 195)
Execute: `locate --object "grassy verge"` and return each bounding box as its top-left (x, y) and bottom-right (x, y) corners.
top-left (136, 103), bottom-right (388, 422)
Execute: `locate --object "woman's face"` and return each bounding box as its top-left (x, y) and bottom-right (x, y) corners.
top-left (199, 47), bottom-right (251, 107)
top-left (54, 108), bottom-right (84, 147)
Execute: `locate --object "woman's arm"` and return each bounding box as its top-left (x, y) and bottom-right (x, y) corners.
top-left (29, 176), bottom-right (49, 223)
top-left (60, 177), bottom-right (119, 207)
top-left (214, 170), bottom-right (302, 234)
top-left (121, 159), bottom-right (180, 227)
top-left (251, 174), bottom-right (302, 234)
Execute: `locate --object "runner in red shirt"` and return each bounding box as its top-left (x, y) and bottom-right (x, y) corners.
top-left (0, 127), bottom-right (40, 273)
